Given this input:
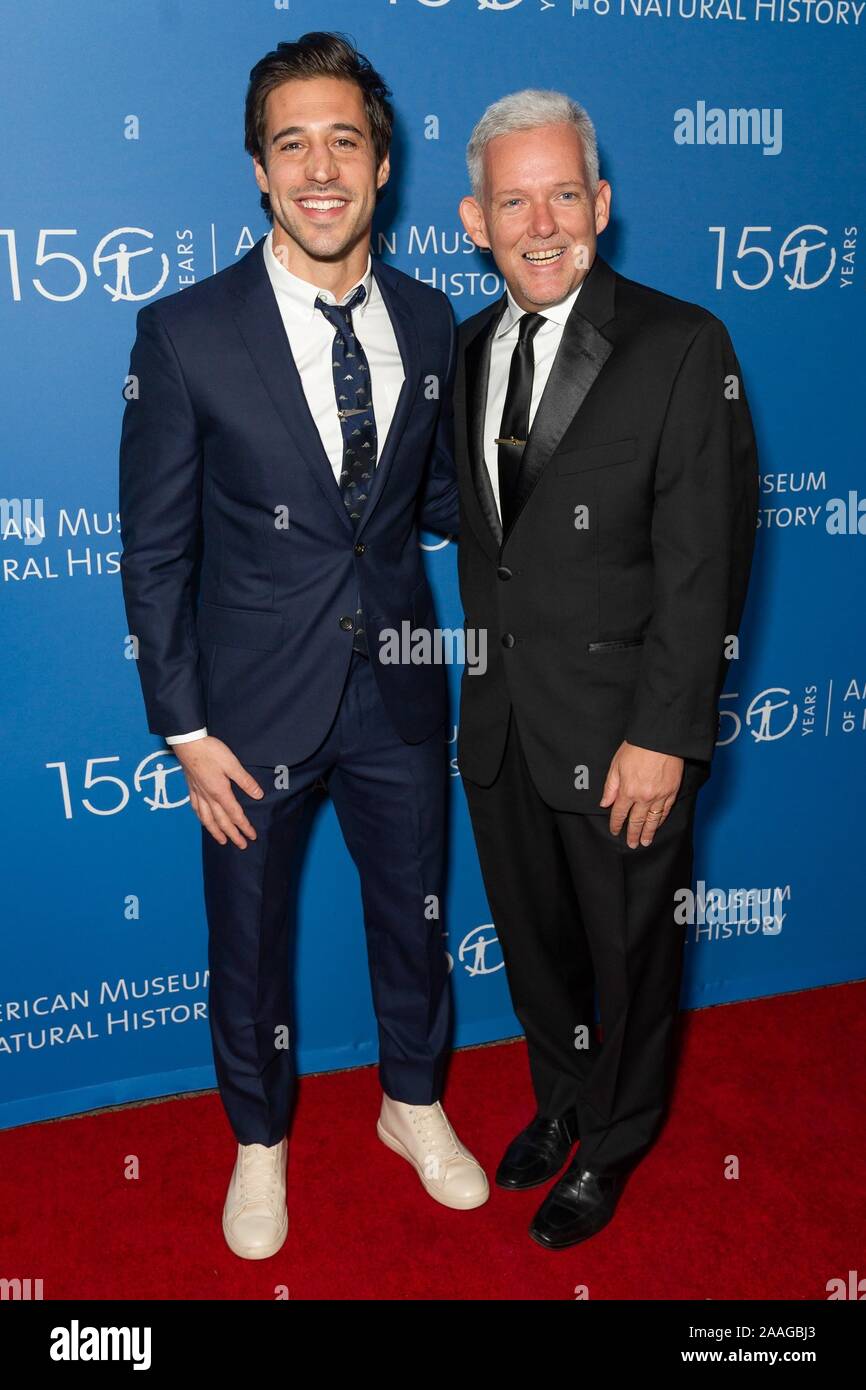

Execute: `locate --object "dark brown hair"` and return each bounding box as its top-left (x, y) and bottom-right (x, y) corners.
top-left (244, 31), bottom-right (394, 222)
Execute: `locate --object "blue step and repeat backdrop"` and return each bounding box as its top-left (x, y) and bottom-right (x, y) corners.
top-left (1, 1), bottom-right (863, 1129)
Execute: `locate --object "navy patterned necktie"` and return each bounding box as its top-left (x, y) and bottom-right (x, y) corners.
top-left (315, 283), bottom-right (377, 655)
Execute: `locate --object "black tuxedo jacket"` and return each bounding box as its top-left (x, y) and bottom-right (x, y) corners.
top-left (455, 251), bottom-right (759, 812)
top-left (118, 235), bottom-right (458, 767)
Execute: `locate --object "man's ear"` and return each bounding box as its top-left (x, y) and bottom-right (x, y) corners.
top-left (376, 154), bottom-right (390, 193)
top-left (253, 154), bottom-right (269, 198)
top-left (594, 179), bottom-right (612, 237)
top-left (459, 195), bottom-right (490, 251)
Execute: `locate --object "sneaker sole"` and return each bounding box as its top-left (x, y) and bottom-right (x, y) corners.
top-left (376, 1120), bottom-right (489, 1210)
top-left (222, 1209), bottom-right (288, 1260)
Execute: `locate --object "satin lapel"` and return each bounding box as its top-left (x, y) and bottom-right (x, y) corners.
top-left (464, 295), bottom-right (508, 551)
top-left (505, 318), bottom-right (612, 544)
top-left (229, 236), bottom-right (352, 533)
top-left (354, 260), bottom-right (422, 539)
top-left (504, 252), bottom-right (618, 546)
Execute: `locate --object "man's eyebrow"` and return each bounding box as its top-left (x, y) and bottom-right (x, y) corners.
top-left (270, 122), bottom-right (367, 146)
top-left (495, 180), bottom-right (585, 196)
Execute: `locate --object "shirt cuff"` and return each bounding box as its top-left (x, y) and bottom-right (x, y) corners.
top-left (165, 728), bottom-right (208, 745)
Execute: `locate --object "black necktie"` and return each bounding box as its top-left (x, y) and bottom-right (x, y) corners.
top-left (496, 311), bottom-right (545, 532)
top-left (315, 283), bottom-right (376, 655)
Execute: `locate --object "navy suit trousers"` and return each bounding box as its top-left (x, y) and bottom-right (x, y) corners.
top-left (202, 651), bottom-right (451, 1146)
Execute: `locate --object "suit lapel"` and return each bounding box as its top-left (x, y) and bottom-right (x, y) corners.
top-left (228, 236), bottom-right (421, 537)
top-left (503, 253), bottom-right (617, 546)
top-left (229, 236), bottom-right (352, 532)
top-left (463, 295), bottom-right (509, 552)
top-left (355, 260), bottom-right (422, 539)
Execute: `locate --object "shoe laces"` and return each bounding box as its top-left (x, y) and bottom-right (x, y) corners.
top-left (239, 1142), bottom-right (283, 1213)
top-left (407, 1102), bottom-right (462, 1164)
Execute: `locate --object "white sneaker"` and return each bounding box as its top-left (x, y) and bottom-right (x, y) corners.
top-left (377, 1095), bottom-right (489, 1210)
top-left (221, 1138), bottom-right (288, 1260)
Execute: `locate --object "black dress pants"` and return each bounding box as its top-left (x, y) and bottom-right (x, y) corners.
top-left (462, 708), bottom-right (697, 1175)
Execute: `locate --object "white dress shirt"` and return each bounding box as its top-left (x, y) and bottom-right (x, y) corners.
top-left (483, 277), bottom-right (584, 520)
top-left (165, 229), bottom-right (405, 745)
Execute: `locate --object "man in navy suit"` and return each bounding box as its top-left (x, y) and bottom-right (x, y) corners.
top-left (119, 32), bottom-right (488, 1260)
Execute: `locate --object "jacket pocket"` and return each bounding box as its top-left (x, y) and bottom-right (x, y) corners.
top-left (555, 437), bottom-right (638, 475)
top-left (587, 636), bottom-right (645, 653)
top-left (196, 601), bottom-right (284, 651)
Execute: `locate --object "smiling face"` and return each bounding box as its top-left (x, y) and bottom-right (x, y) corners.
top-left (459, 121), bottom-right (611, 312)
top-left (253, 75), bottom-right (389, 288)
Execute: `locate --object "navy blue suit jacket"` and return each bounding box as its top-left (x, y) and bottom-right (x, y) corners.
top-left (119, 234), bottom-right (459, 766)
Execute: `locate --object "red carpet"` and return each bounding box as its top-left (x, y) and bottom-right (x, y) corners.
top-left (1, 982), bottom-right (863, 1301)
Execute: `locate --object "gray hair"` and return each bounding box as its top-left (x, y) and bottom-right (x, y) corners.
top-left (466, 89), bottom-right (600, 203)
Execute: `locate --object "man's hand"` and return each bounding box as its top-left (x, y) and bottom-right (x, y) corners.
top-left (599, 741), bottom-right (684, 848)
top-left (173, 736), bottom-right (265, 848)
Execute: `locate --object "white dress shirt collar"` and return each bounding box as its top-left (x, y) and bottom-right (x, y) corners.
top-left (496, 273), bottom-right (585, 339)
top-left (263, 227), bottom-right (374, 323)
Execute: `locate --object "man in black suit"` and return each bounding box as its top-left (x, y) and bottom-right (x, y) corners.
top-left (119, 33), bottom-right (488, 1261)
top-left (454, 89), bottom-right (758, 1248)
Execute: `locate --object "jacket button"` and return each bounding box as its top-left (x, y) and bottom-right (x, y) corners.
top-left (339, 615), bottom-right (354, 631)
top-left (501, 633), bottom-right (515, 649)
top-left (354, 542), bottom-right (366, 555)
top-left (496, 566), bottom-right (513, 581)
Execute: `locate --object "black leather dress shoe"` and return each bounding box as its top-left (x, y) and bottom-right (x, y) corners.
top-left (495, 1109), bottom-right (579, 1190)
top-left (528, 1158), bottom-right (627, 1249)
